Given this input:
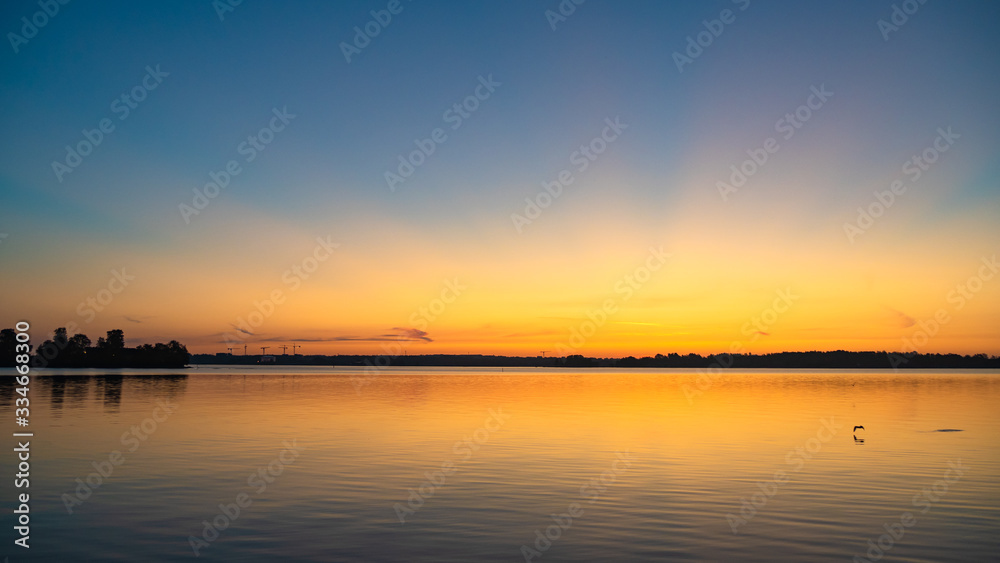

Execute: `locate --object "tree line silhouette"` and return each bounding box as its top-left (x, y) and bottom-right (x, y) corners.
top-left (607, 351), bottom-right (999, 369)
top-left (0, 328), bottom-right (189, 368)
top-left (189, 350), bottom-right (1000, 369)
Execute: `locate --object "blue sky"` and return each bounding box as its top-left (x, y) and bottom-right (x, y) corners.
top-left (2, 0), bottom-right (999, 355)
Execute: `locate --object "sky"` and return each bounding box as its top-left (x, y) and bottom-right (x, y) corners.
top-left (1, 0), bottom-right (998, 357)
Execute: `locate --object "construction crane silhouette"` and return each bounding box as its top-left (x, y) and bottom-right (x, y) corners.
top-left (243, 345), bottom-right (247, 355)
top-left (292, 344), bottom-right (301, 355)
top-left (279, 345), bottom-right (288, 355)
top-left (541, 351), bottom-right (550, 357)
top-left (227, 347), bottom-right (235, 355)
top-left (260, 346), bottom-right (269, 355)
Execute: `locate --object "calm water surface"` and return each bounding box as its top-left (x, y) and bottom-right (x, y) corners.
top-left (1, 367), bottom-right (998, 562)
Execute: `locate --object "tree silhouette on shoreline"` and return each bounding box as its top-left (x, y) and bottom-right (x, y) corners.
top-left (0, 328), bottom-right (189, 368)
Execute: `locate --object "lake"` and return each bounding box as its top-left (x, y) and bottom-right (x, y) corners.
top-left (1, 367), bottom-right (997, 562)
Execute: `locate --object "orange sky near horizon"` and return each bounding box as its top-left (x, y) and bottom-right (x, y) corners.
top-left (5, 190), bottom-right (998, 358)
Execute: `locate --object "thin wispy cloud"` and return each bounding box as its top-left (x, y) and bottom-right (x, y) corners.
top-left (253, 328), bottom-right (433, 343)
top-left (885, 307), bottom-right (917, 328)
top-left (389, 327), bottom-right (433, 342)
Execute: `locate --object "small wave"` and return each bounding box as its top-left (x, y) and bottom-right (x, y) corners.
top-left (933, 429), bottom-right (964, 432)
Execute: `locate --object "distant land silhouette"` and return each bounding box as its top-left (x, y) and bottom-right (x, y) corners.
top-left (191, 350), bottom-right (1000, 369)
top-left (1, 328), bottom-right (189, 368)
top-left (3, 328), bottom-right (996, 369)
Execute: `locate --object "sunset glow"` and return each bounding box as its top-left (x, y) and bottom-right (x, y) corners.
top-left (1, 1), bottom-right (997, 357)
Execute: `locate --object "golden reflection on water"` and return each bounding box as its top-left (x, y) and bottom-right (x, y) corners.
top-left (2, 368), bottom-right (997, 562)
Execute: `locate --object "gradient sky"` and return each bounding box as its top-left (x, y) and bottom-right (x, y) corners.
top-left (1, 0), bottom-right (998, 356)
